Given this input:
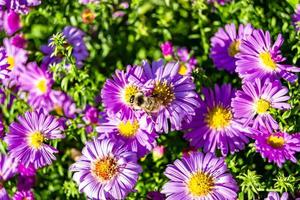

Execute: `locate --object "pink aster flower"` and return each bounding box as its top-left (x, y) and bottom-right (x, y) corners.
top-left (19, 62), bottom-right (53, 110)
top-left (249, 127), bottom-right (300, 168)
top-left (160, 41), bottom-right (173, 58)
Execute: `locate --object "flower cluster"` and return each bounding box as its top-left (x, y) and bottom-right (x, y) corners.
top-left (208, 23), bottom-right (300, 168)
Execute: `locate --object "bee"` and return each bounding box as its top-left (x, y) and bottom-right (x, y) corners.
top-left (129, 92), bottom-right (162, 113)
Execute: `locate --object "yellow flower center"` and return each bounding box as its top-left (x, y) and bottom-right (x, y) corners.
top-left (188, 171), bottom-right (214, 197)
top-left (152, 80), bottom-right (175, 106)
top-left (7, 56), bottom-right (15, 70)
top-left (123, 85), bottom-right (139, 104)
top-left (118, 120), bottom-right (139, 138)
top-left (36, 79), bottom-right (47, 94)
top-left (256, 99), bottom-right (270, 114)
top-left (228, 40), bottom-right (241, 57)
top-left (259, 52), bottom-right (277, 70)
top-left (267, 135), bottom-right (285, 148)
top-left (54, 105), bottom-right (64, 116)
top-left (28, 131), bottom-right (44, 149)
top-left (92, 157), bottom-right (118, 182)
top-left (178, 64), bottom-right (188, 75)
top-left (206, 106), bottom-right (232, 129)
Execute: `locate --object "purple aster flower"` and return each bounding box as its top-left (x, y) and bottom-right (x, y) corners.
top-left (134, 60), bottom-right (200, 133)
top-left (210, 23), bottom-right (253, 72)
top-left (19, 62), bottom-right (53, 110)
top-left (101, 65), bottom-right (144, 118)
top-left (236, 29), bottom-right (300, 83)
top-left (161, 152), bottom-right (238, 199)
top-left (249, 127), bottom-right (300, 167)
top-left (3, 10), bottom-right (21, 36)
top-left (0, 154), bottom-right (18, 200)
top-left (70, 138), bottom-right (142, 199)
top-left (2, 37), bottom-right (27, 87)
top-left (292, 5), bottom-right (300, 32)
top-left (0, 48), bottom-right (9, 82)
top-left (12, 190), bottom-right (34, 200)
top-left (62, 26), bottom-right (88, 66)
top-left (5, 109), bottom-right (65, 168)
top-left (232, 78), bottom-right (290, 131)
top-left (184, 84), bottom-right (249, 156)
top-left (41, 26), bottom-right (89, 68)
top-left (265, 192), bottom-right (288, 200)
top-left (97, 113), bottom-right (158, 158)
top-left (160, 41), bottom-right (173, 58)
top-left (49, 90), bottom-right (77, 118)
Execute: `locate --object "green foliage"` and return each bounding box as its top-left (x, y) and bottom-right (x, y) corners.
top-left (237, 170), bottom-right (265, 199)
top-left (274, 172), bottom-right (296, 193)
